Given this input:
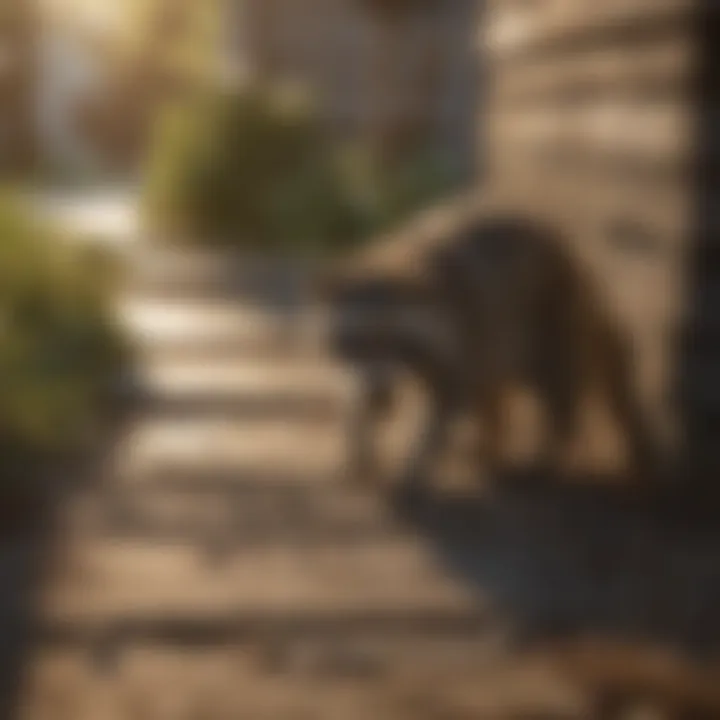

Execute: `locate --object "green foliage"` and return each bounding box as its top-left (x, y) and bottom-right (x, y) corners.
top-left (143, 85), bottom-right (462, 255)
top-left (143, 85), bottom-right (363, 254)
top-left (0, 193), bottom-right (128, 465)
top-left (337, 144), bottom-right (465, 239)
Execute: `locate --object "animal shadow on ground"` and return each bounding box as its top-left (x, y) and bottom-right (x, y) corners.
top-left (386, 472), bottom-right (720, 716)
top-left (389, 471), bottom-right (720, 657)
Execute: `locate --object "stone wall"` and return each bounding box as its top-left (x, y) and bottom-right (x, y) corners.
top-left (483, 0), bottom-right (716, 478)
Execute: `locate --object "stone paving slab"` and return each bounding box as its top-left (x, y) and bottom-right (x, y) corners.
top-left (42, 534), bottom-right (476, 622)
top-left (18, 646), bottom-right (587, 720)
top-left (112, 416), bottom-right (348, 483)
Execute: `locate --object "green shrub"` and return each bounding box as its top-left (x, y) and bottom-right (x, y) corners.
top-left (0, 193), bottom-right (128, 468)
top-left (142, 84), bottom-right (463, 255)
top-left (335, 144), bottom-right (465, 238)
top-left (143, 85), bottom-right (363, 254)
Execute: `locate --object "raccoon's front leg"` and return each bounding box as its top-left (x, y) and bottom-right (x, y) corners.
top-left (393, 336), bottom-right (465, 500)
top-left (396, 390), bottom-right (454, 500)
top-left (345, 362), bottom-right (396, 484)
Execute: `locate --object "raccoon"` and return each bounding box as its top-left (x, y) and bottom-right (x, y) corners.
top-left (316, 194), bottom-right (659, 495)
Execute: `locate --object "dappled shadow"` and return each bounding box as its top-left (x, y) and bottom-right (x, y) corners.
top-left (391, 474), bottom-right (720, 651)
top-left (82, 475), bottom-right (401, 552)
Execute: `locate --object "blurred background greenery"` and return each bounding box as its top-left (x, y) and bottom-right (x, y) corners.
top-left (0, 0), bottom-right (474, 512)
top-left (0, 190), bottom-right (129, 513)
top-left (142, 85), bottom-right (463, 255)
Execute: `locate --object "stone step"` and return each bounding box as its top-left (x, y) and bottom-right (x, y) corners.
top-left (25, 631), bottom-right (512, 686)
top-left (19, 639), bottom-right (586, 720)
top-left (127, 269), bottom-right (309, 307)
top-left (41, 536), bottom-right (476, 624)
top-left (133, 332), bottom-right (321, 364)
top-left (111, 402), bottom-right (433, 489)
top-left (118, 294), bottom-right (450, 361)
top-left (126, 248), bottom-right (313, 277)
top-left (112, 415), bottom-right (350, 483)
top-left (117, 298), bottom-right (332, 367)
top-left (117, 298), bottom-right (297, 348)
top-left (126, 355), bottom-right (354, 425)
top-left (39, 607), bottom-right (499, 650)
top-left (135, 357), bottom-right (352, 405)
top-left (132, 390), bottom-right (347, 425)
top-left (64, 482), bottom-right (406, 550)
top-left (114, 465), bottom-right (342, 494)
top-left (126, 250), bottom-right (314, 302)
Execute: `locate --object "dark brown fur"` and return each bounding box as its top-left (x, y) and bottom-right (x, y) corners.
top-left (316, 194), bottom-right (658, 492)
top-left (444, 218), bottom-right (659, 483)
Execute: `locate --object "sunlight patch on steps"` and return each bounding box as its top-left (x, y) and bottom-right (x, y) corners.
top-left (136, 358), bottom-right (353, 400)
top-left (113, 416), bottom-right (348, 481)
top-left (117, 299), bottom-right (289, 345)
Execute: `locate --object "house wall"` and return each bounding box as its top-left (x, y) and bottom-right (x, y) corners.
top-left (483, 0), bottom-right (715, 475)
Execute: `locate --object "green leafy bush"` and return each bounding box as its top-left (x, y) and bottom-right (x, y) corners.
top-left (335, 143), bottom-right (465, 239)
top-left (142, 84), bottom-right (462, 255)
top-left (0, 193), bottom-right (128, 475)
top-left (143, 85), bottom-right (363, 254)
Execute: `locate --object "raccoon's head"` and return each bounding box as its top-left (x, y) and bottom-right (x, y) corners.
top-left (315, 268), bottom-right (459, 394)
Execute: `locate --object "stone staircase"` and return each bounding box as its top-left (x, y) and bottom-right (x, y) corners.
top-left (16, 247), bottom-right (588, 719)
